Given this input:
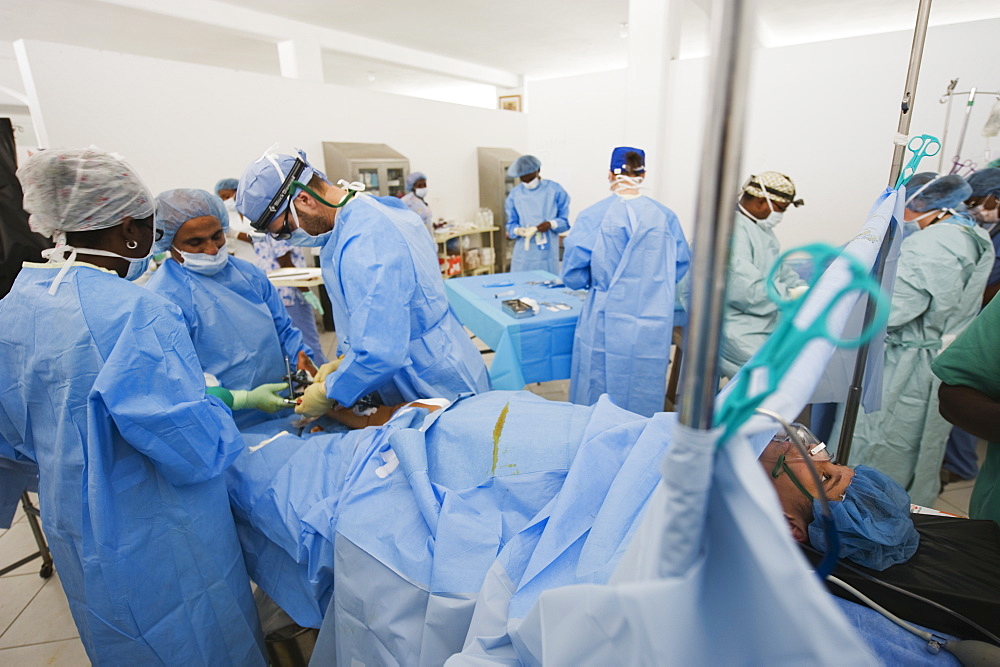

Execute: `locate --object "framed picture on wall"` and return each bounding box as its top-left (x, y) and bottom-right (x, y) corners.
top-left (499, 95), bottom-right (522, 112)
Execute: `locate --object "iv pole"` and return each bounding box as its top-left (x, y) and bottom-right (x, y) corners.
top-left (678, 0), bottom-right (754, 430)
top-left (837, 0), bottom-right (933, 464)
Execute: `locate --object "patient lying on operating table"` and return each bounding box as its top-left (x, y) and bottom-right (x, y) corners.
top-left (227, 390), bottom-right (921, 666)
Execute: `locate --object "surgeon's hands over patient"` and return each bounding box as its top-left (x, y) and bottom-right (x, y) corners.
top-left (231, 383), bottom-right (289, 413)
top-left (294, 355), bottom-right (344, 418)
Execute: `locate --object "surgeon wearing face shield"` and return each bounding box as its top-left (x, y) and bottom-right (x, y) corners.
top-left (851, 172), bottom-right (994, 506)
top-left (964, 168), bottom-right (1000, 306)
top-left (504, 155), bottom-right (571, 273)
top-left (0, 149), bottom-right (265, 665)
top-left (719, 171), bottom-right (807, 378)
top-left (145, 188), bottom-right (322, 428)
top-left (236, 150), bottom-right (490, 418)
top-left (562, 147), bottom-right (691, 416)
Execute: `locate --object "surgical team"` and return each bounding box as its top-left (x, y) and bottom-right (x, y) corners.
top-left (0, 141), bottom-right (998, 663)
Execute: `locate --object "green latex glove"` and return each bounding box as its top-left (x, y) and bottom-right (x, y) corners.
top-left (230, 382), bottom-right (290, 413)
top-left (302, 289), bottom-right (324, 315)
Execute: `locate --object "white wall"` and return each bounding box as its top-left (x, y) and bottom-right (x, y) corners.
top-left (528, 18), bottom-right (1000, 250)
top-left (15, 40), bottom-right (528, 222)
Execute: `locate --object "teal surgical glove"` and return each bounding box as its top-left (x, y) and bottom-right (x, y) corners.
top-left (302, 290), bottom-right (324, 315)
top-left (230, 382), bottom-right (290, 413)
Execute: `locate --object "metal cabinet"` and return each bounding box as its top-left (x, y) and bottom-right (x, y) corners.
top-left (477, 147), bottom-right (521, 273)
top-left (322, 142), bottom-right (409, 197)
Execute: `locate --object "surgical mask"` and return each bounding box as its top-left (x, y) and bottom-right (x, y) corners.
top-left (611, 174), bottom-right (645, 193)
top-left (903, 209), bottom-right (939, 237)
top-left (174, 244), bottom-right (229, 276)
top-left (970, 203), bottom-right (1000, 226)
top-left (41, 244), bottom-right (152, 294)
top-left (223, 198), bottom-right (237, 213)
top-left (523, 178), bottom-right (540, 190)
top-left (414, 187), bottom-right (427, 199)
top-left (287, 227), bottom-right (332, 248)
top-left (757, 195), bottom-right (784, 230)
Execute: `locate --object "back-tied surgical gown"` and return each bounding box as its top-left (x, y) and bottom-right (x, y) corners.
top-left (0, 263), bottom-right (264, 665)
top-left (562, 194), bottom-right (691, 416)
top-left (504, 179), bottom-right (570, 273)
top-left (319, 194), bottom-right (490, 406)
top-left (145, 255), bottom-right (315, 428)
top-left (853, 218), bottom-right (993, 506)
top-left (720, 210), bottom-right (806, 378)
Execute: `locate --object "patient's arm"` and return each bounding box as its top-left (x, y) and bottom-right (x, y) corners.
top-left (326, 401), bottom-right (444, 429)
top-left (938, 383), bottom-right (1000, 442)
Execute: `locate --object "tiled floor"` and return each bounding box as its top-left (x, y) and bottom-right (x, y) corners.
top-left (0, 328), bottom-right (985, 662)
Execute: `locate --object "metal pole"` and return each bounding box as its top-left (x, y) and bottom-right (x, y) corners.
top-left (678, 0), bottom-right (755, 430)
top-left (837, 0), bottom-right (933, 464)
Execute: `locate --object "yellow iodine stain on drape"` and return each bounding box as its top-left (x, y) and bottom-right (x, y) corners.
top-left (491, 402), bottom-right (510, 475)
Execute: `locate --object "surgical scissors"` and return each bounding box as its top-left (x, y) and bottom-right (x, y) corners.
top-left (715, 243), bottom-right (889, 444)
top-left (895, 134), bottom-right (941, 188)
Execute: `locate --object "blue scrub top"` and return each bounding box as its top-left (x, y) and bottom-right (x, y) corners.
top-left (319, 194), bottom-right (490, 406)
top-left (0, 264), bottom-right (264, 665)
top-left (146, 255), bottom-right (314, 428)
top-left (505, 180), bottom-right (570, 273)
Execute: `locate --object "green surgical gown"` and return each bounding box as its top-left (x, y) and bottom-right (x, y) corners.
top-left (852, 219), bottom-right (993, 506)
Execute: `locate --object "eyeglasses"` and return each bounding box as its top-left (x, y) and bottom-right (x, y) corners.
top-left (139, 218), bottom-right (164, 242)
top-left (251, 158), bottom-right (307, 236)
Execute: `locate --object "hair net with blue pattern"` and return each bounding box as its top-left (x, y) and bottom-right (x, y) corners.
top-left (808, 465), bottom-right (919, 571)
top-left (405, 171), bottom-right (426, 192)
top-left (507, 155), bottom-right (542, 178)
top-left (154, 188), bottom-right (229, 254)
top-left (967, 167), bottom-right (1000, 199)
top-left (16, 147), bottom-right (154, 244)
top-left (904, 172), bottom-right (972, 212)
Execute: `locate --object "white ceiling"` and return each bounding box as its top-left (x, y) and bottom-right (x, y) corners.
top-left (1, 0), bottom-right (999, 108)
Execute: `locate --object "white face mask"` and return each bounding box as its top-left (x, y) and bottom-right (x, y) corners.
top-left (223, 198), bottom-right (237, 212)
top-left (174, 244), bottom-right (229, 276)
top-left (414, 187), bottom-right (427, 199)
top-left (756, 194), bottom-right (784, 230)
top-left (971, 203), bottom-right (1000, 226)
top-left (523, 177), bottom-right (540, 190)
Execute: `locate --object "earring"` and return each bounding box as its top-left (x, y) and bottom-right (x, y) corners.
top-left (126, 240), bottom-right (138, 249)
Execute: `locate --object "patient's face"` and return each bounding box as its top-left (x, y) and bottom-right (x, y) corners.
top-left (758, 439), bottom-right (855, 543)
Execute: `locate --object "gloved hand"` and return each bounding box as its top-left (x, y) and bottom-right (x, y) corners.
top-left (513, 226), bottom-right (537, 238)
top-left (230, 383), bottom-right (289, 413)
top-left (787, 284), bottom-right (809, 300)
top-left (314, 356), bottom-right (344, 383)
top-left (294, 380), bottom-right (336, 418)
top-left (302, 289), bottom-right (324, 315)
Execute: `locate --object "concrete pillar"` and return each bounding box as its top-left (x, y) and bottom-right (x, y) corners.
top-left (625, 0), bottom-right (682, 200)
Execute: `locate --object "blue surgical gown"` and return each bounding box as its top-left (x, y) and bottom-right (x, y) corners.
top-left (0, 264), bottom-right (264, 665)
top-left (146, 256), bottom-right (314, 428)
top-left (505, 179), bottom-right (570, 273)
top-left (720, 211), bottom-right (806, 378)
top-left (562, 195), bottom-right (691, 416)
top-left (319, 194), bottom-right (490, 406)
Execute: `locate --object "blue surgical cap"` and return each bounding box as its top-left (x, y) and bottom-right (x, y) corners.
top-left (405, 171), bottom-right (426, 192)
top-left (214, 178), bottom-right (239, 193)
top-left (154, 188), bottom-right (229, 254)
top-left (507, 155), bottom-right (542, 178)
top-left (967, 167), bottom-right (1000, 199)
top-left (808, 465), bottom-right (919, 571)
top-left (610, 146), bottom-right (645, 174)
top-left (904, 172), bottom-right (972, 213)
top-left (236, 149), bottom-right (329, 223)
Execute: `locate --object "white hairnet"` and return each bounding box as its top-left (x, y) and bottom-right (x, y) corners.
top-left (16, 148), bottom-right (154, 243)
